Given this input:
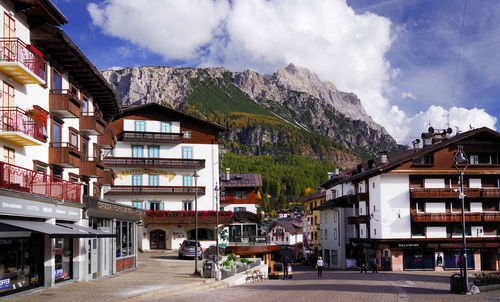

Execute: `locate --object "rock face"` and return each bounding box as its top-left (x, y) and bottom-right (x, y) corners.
top-left (102, 64), bottom-right (398, 167)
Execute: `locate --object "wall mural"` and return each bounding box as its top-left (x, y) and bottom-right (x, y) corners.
top-left (115, 168), bottom-right (176, 181)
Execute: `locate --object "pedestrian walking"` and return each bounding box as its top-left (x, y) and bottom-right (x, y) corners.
top-left (282, 256), bottom-right (290, 280)
top-left (371, 256), bottom-right (378, 273)
top-left (316, 256), bottom-right (324, 277)
top-left (360, 258), bottom-right (367, 274)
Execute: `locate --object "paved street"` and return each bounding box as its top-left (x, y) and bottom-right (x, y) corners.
top-left (163, 269), bottom-right (500, 302)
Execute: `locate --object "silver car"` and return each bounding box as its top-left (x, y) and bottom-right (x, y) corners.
top-left (178, 240), bottom-right (202, 259)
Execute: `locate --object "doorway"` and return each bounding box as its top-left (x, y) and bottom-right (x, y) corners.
top-left (150, 230), bottom-right (166, 250)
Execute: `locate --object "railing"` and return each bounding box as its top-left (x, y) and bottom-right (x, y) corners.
top-left (103, 157), bottom-right (205, 169)
top-left (411, 212), bottom-right (500, 222)
top-left (0, 161), bottom-right (80, 203)
top-left (482, 188), bottom-right (500, 198)
top-left (98, 128), bottom-right (116, 147)
top-left (106, 185), bottom-right (205, 195)
top-left (229, 236), bottom-right (269, 246)
top-left (410, 188), bottom-right (481, 198)
top-left (220, 196), bottom-right (261, 204)
top-left (117, 131), bottom-right (183, 143)
top-left (0, 38), bottom-right (45, 80)
top-left (0, 106), bottom-right (45, 142)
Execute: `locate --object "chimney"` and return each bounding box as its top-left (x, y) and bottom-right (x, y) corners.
top-left (327, 172), bottom-right (334, 179)
top-left (226, 168), bottom-right (230, 181)
top-left (421, 132), bottom-right (432, 146)
top-left (412, 139), bottom-right (420, 150)
top-left (379, 151), bottom-right (388, 164)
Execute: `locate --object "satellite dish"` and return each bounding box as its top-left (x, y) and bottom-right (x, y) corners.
top-left (447, 127), bottom-right (453, 134)
top-left (428, 127), bottom-right (434, 134)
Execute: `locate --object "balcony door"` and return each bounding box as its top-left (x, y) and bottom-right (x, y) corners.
top-left (1, 83), bottom-right (14, 131)
top-left (150, 230), bottom-right (166, 250)
top-left (3, 13), bottom-right (15, 61)
top-left (2, 82), bottom-right (14, 107)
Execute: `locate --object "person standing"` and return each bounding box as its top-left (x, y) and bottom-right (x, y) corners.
top-left (317, 256), bottom-right (324, 277)
top-left (371, 256), bottom-right (378, 273)
top-left (360, 258), bottom-right (367, 274)
top-left (282, 256), bottom-right (290, 280)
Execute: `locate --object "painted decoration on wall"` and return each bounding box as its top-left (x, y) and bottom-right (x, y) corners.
top-left (115, 169), bottom-right (176, 181)
top-left (173, 232), bottom-right (185, 239)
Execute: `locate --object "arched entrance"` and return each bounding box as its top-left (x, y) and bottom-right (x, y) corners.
top-left (150, 229), bottom-right (166, 250)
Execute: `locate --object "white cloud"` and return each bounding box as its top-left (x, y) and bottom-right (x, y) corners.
top-left (105, 66), bottom-right (123, 71)
top-left (87, 0), bottom-right (497, 143)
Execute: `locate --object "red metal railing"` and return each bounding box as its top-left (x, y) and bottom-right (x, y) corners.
top-left (0, 161), bottom-right (81, 203)
top-left (410, 188), bottom-right (481, 198)
top-left (0, 38), bottom-right (45, 80)
top-left (106, 185), bottom-right (205, 195)
top-left (0, 106), bottom-right (45, 142)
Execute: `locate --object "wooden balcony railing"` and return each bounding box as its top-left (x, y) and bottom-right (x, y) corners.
top-left (117, 131), bottom-right (183, 143)
top-left (229, 236), bottom-right (270, 246)
top-left (49, 90), bottom-right (82, 118)
top-left (220, 196), bottom-right (261, 204)
top-left (49, 142), bottom-right (81, 168)
top-left (0, 106), bottom-right (45, 144)
top-left (98, 170), bottom-right (114, 186)
top-left (410, 188), bottom-right (481, 198)
top-left (482, 189), bottom-right (500, 198)
top-left (105, 185), bottom-right (205, 195)
top-left (0, 38), bottom-right (45, 81)
top-left (80, 157), bottom-right (104, 178)
top-left (80, 112), bottom-right (105, 135)
top-left (98, 128), bottom-right (116, 149)
top-left (103, 157), bottom-right (205, 169)
top-left (0, 161), bottom-right (80, 203)
top-left (411, 212), bottom-right (500, 223)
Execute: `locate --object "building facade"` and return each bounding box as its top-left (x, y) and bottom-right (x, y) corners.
top-left (301, 189), bottom-right (326, 257)
top-left (319, 127), bottom-right (500, 272)
top-left (0, 0), bottom-right (136, 297)
top-left (104, 103), bottom-right (226, 251)
top-left (220, 169), bottom-right (262, 214)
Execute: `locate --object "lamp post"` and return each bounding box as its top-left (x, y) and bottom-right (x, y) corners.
top-left (214, 183), bottom-right (219, 263)
top-left (193, 166), bottom-right (200, 275)
top-left (454, 145), bottom-right (468, 292)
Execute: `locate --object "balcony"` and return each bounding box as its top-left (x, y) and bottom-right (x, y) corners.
top-left (0, 38), bottom-right (45, 84)
top-left (105, 186), bottom-right (205, 195)
top-left (144, 210), bottom-right (233, 224)
top-left (229, 236), bottom-right (270, 246)
top-left (49, 89), bottom-right (82, 118)
top-left (80, 112), bottom-right (105, 135)
top-left (0, 106), bottom-right (46, 146)
top-left (49, 143), bottom-right (81, 168)
top-left (117, 131), bottom-right (183, 143)
top-left (411, 212), bottom-right (493, 223)
top-left (80, 157), bottom-right (104, 178)
top-left (482, 189), bottom-right (500, 198)
top-left (103, 157), bottom-right (205, 169)
top-left (410, 188), bottom-right (481, 198)
top-left (347, 215), bottom-right (370, 224)
top-left (98, 170), bottom-right (114, 186)
top-left (0, 161), bottom-right (80, 203)
top-left (98, 128), bottom-right (116, 149)
top-left (220, 196), bottom-right (261, 204)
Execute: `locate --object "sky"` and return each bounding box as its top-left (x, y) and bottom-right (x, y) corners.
top-left (52, 0), bottom-right (499, 144)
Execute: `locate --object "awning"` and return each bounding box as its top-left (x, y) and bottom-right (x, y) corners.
top-left (0, 219), bottom-right (94, 238)
top-left (57, 223), bottom-right (115, 238)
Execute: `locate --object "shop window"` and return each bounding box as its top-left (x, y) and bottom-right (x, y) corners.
top-left (403, 250), bottom-right (434, 270)
top-left (187, 228), bottom-right (214, 240)
top-left (134, 120), bottom-right (145, 132)
top-left (443, 251), bottom-right (474, 269)
top-left (132, 201), bottom-right (143, 209)
top-left (54, 238), bottom-right (73, 282)
top-left (183, 200), bottom-right (192, 211)
top-left (116, 221), bottom-right (135, 258)
top-left (182, 147), bottom-right (193, 159)
top-left (148, 146), bottom-right (159, 158)
top-left (243, 224), bottom-right (256, 236)
top-left (161, 122), bottom-right (171, 133)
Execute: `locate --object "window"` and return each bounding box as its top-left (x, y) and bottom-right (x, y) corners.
top-left (132, 201), bottom-right (143, 209)
top-left (413, 153), bottom-right (434, 164)
top-left (331, 250), bottom-right (338, 265)
top-left (33, 161), bottom-right (47, 174)
top-left (82, 97), bottom-right (88, 113)
top-left (183, 200), bottom-right (193, 211)
top-left (52, 166), bottom-right (63, 179)
top-left (235, 207), bottom-right (246, 212)
top-left (161, 122), bottom-right (171, 133)
top-left (234, 191), bottom-right (247, 199)
top-left (183, 176), bottom-right (193, 187)
top-left (3, 12), bottom-right (15, 39)
top-left (135, 120), bottom-right (146, 132)
top-left (333, 211), bottom-right (338, 223)
top-left (132, 145), bottom-right (143, 158)
top-left (69, 128), bottom-right (78, 148)
top-left (183, 131), bottom-right (191, 138)
top-left (333, 228), bottom-right (337, 240)
top-left (116, 221), bottom-right (135, 258)
top-left (149, 201), bottom-right (162, 210)
top-left (411, 224), bottom-right (425, 237)
top-left (81, 138), bottom-right (89, 158)
top-left (182, 147), bottom-right (193, 159)
top-left (187, 228), bottom-right (214, 240)
top-left (374, 228), bottom-right (377, 236)
top-left (132, 174), bottom-right (142, 186)
top-left (52, 121), bottom-right (62, 146)
top-left (324, 229), bottom-right (328, 239)
top-left (149, 174), bottom-right (159, 186)
top-left (52, 69), bottom-right (62, 91)
top-left (2, 82), bottom-right (14, 107)
top-left (148, 146), bottom-right (159, 158)
top-left (3, 147), bottom-right (15, 165)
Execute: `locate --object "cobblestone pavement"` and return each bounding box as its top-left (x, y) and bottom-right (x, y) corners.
top-left (162, 269), bottom-right (500, 302)
top-left (5, 253), bottom-right (205, 302)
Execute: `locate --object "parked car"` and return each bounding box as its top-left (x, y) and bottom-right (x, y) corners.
top-left (178, 240), bottom-right (203, 259)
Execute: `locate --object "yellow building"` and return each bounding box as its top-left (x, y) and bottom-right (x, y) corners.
top-left (301, 189), bottom-right (326, 257)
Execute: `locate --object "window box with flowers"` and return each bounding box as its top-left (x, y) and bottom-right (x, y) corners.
top-left (145, 210), bottom-right (233, 224)
top-left (25, 106), bottom-right (48, 142)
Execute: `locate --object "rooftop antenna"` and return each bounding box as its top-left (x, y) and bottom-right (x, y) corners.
top-left (443, 113), bottom-right (450, 129)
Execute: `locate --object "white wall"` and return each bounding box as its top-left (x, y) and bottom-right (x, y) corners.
top-left (379, 174), bottom-right (411, 239)
top-left (369, 175), bottom-right (382, 239)
top-left (426, 226), bottom-right (446, 238)
top-left (221, 204), bottom-right (257, 214)
top-left (425, 202), bottom-right (446, 213)
top-left (320, 207), bottom-right (345, 268)
top-left (424, 178), bottom-right (445, 188)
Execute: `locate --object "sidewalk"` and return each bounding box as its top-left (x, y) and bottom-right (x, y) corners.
top-left (5, 252), bottom-right (217, 302)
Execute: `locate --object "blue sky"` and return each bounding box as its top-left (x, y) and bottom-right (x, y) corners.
top-left (52, 0), bottom-right (499, 142)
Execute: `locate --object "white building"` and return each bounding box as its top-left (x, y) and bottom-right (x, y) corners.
top-left (269, 220), bottom-right (303, 246)
top-left (104, 103), bottom-right (227, 251)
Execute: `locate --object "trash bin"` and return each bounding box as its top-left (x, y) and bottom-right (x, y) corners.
top-left (203, 260), bottom-right (213, 278)
top-left (450, 273), bottom-right (463, 293)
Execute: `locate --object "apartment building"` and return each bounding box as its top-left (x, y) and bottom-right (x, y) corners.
top-left (0, 0), bottom-right (135, 297)
top-left (220, 169), bottom-right (262, 214)
top-left (300, 189), bottom-right (326, 257)
top-left (104, 103), bottom-right (227, 251)
top-left (319, 127), bottom-right (500, 272)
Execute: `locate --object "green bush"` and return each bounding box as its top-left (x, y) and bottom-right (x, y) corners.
top-left (474, 273), bottom-right (500, 286)
top-left (240, 258), bottom-right (253, 264)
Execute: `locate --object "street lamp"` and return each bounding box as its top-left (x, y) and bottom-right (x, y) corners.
top-left (214, 183), bottom-right (220, 263)
top-left (193, 166), bottom-right (200, 275)
top-left (454, 145), bottom-right (469, 292)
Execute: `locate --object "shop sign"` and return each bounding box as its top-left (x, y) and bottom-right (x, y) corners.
top-left (391, 242), bottom-right (423, 248)
top-left (0, 196), bottom-right (80, 221)
top-left (55, 269), bottom-right (63, 279)
top-left (0, 278), bottom-right (10, 289)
